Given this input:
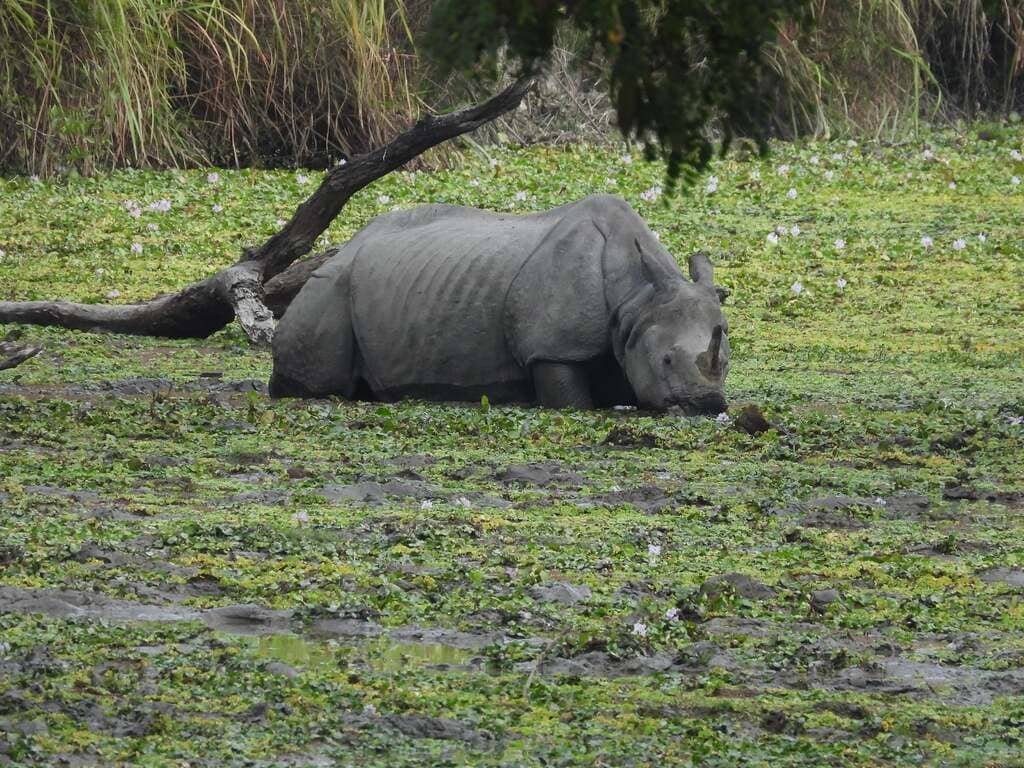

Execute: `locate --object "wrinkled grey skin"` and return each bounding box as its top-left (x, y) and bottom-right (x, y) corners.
top-left (271, 194), bottom-right (729, 414)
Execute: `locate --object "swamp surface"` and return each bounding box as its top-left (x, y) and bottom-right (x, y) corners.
top-left (1, 129), bottom-right (1023, 766)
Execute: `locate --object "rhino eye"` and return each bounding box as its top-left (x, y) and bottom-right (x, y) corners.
top-left (662, 354), bottom-right (672, 366)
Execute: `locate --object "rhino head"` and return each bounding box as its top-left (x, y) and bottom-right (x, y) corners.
top-left (615, 243), bottom-right (730, 415)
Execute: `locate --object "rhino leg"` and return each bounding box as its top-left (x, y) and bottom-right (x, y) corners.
top-left (532, 361), bottom-right (594, 409)
top-left (270, 253), bottom-right (363, 399)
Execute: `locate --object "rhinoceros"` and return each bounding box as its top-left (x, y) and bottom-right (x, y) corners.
top-left (270, 194), bottom-right (730, 414)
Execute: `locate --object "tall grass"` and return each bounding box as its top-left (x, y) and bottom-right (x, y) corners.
top-left (767, 0), bottom-right (1024, 138)
top-left (0, 0), bottom-right (420, 174)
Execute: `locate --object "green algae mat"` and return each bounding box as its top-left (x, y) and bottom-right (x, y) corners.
top-left (1, 128), bottom-right (1024, 766)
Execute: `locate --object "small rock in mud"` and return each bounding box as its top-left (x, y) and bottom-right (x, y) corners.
top-left (495, 461), bottom-right (585, 488)
top-left (810, 589), bottom-right (842, 613)
top-left (701, 573), bottom-right (776, 602)
top-left (449, 463), bottom-right (493, 480)
top-left (733, 404), bottom-right (772, 435)
top-left (529, 582), bottom-right (592, 605)
top-left (602, 424), bottom-right (658, 448)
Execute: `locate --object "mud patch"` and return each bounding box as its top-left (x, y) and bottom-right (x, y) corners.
top-left (0, 586), bottom-right (197, 623)
top-left (830, 658), bottom-right (1024, 705)
top-left (978, 567), bottom-right (1024, 588)
top-left (202, 604), bottom-right (294, 636)
top-left (701, 573), bottom-right (777, 602)
top-left (319, 479), bottom-right (437, 504)
top-left (495, 461), bottom-right (586, 488)
top-left (529, 582), bottom-right (592, 605)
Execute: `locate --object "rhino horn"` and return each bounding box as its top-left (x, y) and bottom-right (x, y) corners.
top-left (688, 252), bottom-right (714, 286)
top-left (635, 238), bottom-right (678, 289)
top-left (707, 325), bottom-right (723, 374)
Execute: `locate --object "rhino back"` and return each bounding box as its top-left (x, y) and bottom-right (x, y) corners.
top-left (349, 206), bottom-right (553, 400)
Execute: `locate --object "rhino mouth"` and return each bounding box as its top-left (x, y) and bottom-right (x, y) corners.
top-left (664, 391), bottom-right (727, 416)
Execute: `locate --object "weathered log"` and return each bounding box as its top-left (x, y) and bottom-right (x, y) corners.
top-left (0, 76), bottom-right (536, 344)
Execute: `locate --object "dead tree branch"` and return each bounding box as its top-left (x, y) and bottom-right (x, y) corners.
top-left (0, 76), bottom-right (536, 345)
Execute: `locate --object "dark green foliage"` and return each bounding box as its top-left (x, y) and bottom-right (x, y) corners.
top-left (426, 0), bottom-right (812, 188)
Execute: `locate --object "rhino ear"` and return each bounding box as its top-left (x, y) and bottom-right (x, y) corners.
top-left (715, 286), bottom-right (731, 304)
top-left (635, 238), bottom-right (678, 290)
top-left (688, 252), bottom-right (714, 287)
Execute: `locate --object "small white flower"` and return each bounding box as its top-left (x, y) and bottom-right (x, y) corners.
top-left (469, 178), bottom-right (481, 187)
top-left (296, 174), bottom-right (310, 185)
top-left (790, 281), bottom-right (803, 295)
top-left (705, 175), bottom-right (719, 194)
top-left (337, 158), bottom-right (347, 166)
top-left (715, 412), bottom-right (731, 425)
top-left (0, 249), bottom-right (5, 259)
top-left (647, 544), bottom-right (662, 558)
top-left (846, 139), bottom-right (857, 148)
top-left (948, 181), bottom-right (957, 190)
top-left (640, 185), bottom-right (662, 202)
top-left (207, 172), bottom-right (220, 184)
top-left (789, 224), bottom-right (801, 237)
top-left (211, 204), bottom-right (223, 213)
top-left (1007, 415), bottom-right (1024, 427)
top-left (605, 177), bottom-right (617, 186)
top-left (836, 277), bottom-right (847, 290)
top-left (130, 242), bottom-right (143, 254)
top-left (489, 158), bottom-right (499, 168)
top-left (420, 500), bottom-right (433, 510)
top-left (978, 233), bottom-right (987, 243)
top-left (922, 148), bottom-right (934, 160)
top-left (0, 641), bottom-right (9, 655)
top-left (831, 153), bottom-right (844, 162)
top-left (275, 218), bottom-right (288, 228)
top-left (514, 191), bottom-right (527, 202)
top-left (632, 621), bottom-right (648, 638)
top-left (129, 207), bottom-right (142, 219)
top-left (377, 194), bottom-right (391, 204)
top-left (776, 225), bottom-right (788, 235)
top-left (874, 497), bottom-right (886, 507)
top-left (665, 607), bottom-right (680, 622)
top-left (766, 232), bottom-right (780, 245)
top-left (834, 238), bottom-right (846, 250)
top-left (786, 188), bottom-right (798, 200)
top-left (123, 199), bottom-right (139, 210)
top-left (455, 496), bottom-right (472, 508)
top-left (30, 174), bottom-right (41, 183)
top-left (952, 238), bottom-right (967, 251)
top-left (1012, 176), bottom-right (1021, 186)
top-left (94, 268), bottom-right (104, 277)
top-left (809, 155), bottom-right (820, 165)
top-left (362, 703), bottom-right (377, 715)
top-left (776, 164), bottom-right (790, 176)
top-left (1010, 149), bottom-right (1023, 162)
top-left (292, 510), bottom-right (309, 525)
top-left (148, 199), bottom-right (171, 212)
top-left (920, 235), bottom-right (934, 248)
top-left (105, 289), bottom-right (121, 300)
top-left (146, 223), bottom-right (159, 232)
top-left (750, 169), bottom-right (761, 180)
top-left (612, 405), bottom-right (636, 411)
top-left (823, 170), bottom-right (834, 181)
top-left (621, 154), bottom-right (633, 164)
top-left (610, 485), bottom-right (622, 493)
